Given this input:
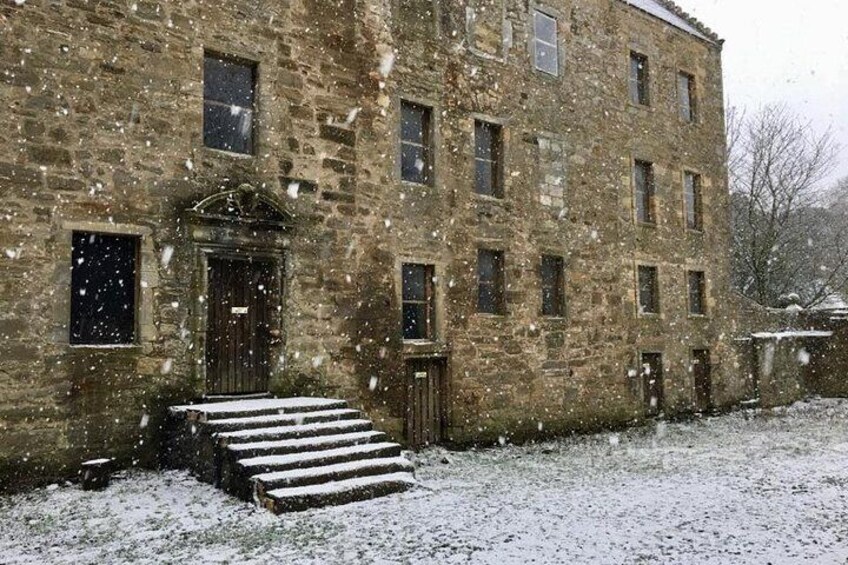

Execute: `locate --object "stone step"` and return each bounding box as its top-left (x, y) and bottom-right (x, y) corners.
top-left (238, 442), bottom-right (404, 475)
top-left (226, 430), bottom-right (386, 459)
top-left (204, 408), bottom-right (362, 432)
top-left (252, 457), bottom-right (414, 496)
top-left (263, 472), bottom-right (417, 514)
top-left (171, 397), bottom-right (348, 422)
top-left (217, 419), bottom-right (373, 446)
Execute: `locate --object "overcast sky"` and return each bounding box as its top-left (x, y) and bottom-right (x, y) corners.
top-left (682, 0), bottom-right (848, 187)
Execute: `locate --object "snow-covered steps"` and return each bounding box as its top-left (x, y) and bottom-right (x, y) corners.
top-left (165, 396), bottom-right (415, 513)
top-left (253, 457), bottom-right (415, 495)
top-left (205, 408), bottom-right (362, 433)
top-left (171, 397), bottom-right (348, 422)
top-left (263, 472), bottom-right (417, 513)
top-left (216, 419), bottom-right (373, 446)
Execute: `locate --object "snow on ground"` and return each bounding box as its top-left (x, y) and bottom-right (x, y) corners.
top-left (2, 398), bottom-right (848, 564)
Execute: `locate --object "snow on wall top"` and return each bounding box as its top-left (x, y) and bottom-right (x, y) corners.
top-left (620, 0), bottom-right (717, 43)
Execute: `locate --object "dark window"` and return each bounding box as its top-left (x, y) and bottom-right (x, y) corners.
top-left (641, 352), bottom-right (664, 416)
top-left (541, 255), bottom-right (565, 317)
top-left (684, 171), bottom-right (703, 231)
top-left (203, 53), bottom-right (256, 154)
top-left (688, 270), bottom-right (706, 315)
top-left (533, 10), bottom-right (558, 76)
top-left (70, 232), bottom-right (139, 345)
top-left (402, 263), bottom-right (436, 340)
top-left (400, 100), bottom-right (433, 185)
top-left (638, 265), bottom-right (659, 314)
top-left (678, 72), bottom-right (696, 122)
top-left (477, 249), bottom-right (505, 314)
top-left (634, 160), bottom-right (655, 224)
top-left (629, 52), bottom-right (649, 105)
top-left (475, 120), bottom-right (503, 197)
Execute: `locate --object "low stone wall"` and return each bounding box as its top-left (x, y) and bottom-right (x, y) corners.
top-left (751, 332), bottom-right (831, 408)
top-left (802, 312), bottom-right (848, 397)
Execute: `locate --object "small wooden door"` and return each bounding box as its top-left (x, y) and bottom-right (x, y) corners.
top-left (405, 358), bottom-right (446, 449)
top-left (206, 257), bottom-right (275, 395)
top-left (692, 349), bottom-right (712, 412)
top-left (641, 352), bottom-right (664, 417)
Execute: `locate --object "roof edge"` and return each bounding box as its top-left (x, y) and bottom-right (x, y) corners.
top-left (621, 0), bottom-right (724, 46)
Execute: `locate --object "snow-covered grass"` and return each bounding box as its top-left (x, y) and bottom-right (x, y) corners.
top-left (3, 398), bottom-right (848, 564)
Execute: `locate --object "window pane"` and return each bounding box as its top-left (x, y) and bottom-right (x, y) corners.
top-left (630, 53), bottom-right (648, 105)
top-left (684, 172), bottom-right (698, 229)
top-left (678, 73), bottom-right (694, 121)
top-left (638, 266), bottom-right (658, 313)
top-left (402, 264), bottom-right (427, 301)
top-left (478, 249), bottom-right (495, 283)
top-left (475, 159), bottom-right (494, 196)
top-left (534, 11), bottom-right (557, 44)
top-left (689, 271), bottom-right (705, 314)
top-left (401, 103), bottom-right (425, 144)
top-left (403, 303), bottom-right (428, 340)
top-left (204, 103), bottom-right (253, 154)
top-left (535, 42), bottom-right (559, 75)
top-left (204, 56), bottom-right (255, 108)
top-left (71, 232), bottom-right (138, 345)
top-left (475, 121), bottom-right (493, 160)
top-left (635, 161), bottom-right (653, 223)
top-left (401, 143), bottom-right (426, 184)
top-left (477, 250), bottom-right (504, 314)
top-left (541, 255), bottom-right (564, 317)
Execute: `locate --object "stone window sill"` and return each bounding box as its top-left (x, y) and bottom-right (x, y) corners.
top-left (403, 340), bottom-right (451, 357)
top-left (68, 343), bottom-right (141, 350)
top-left (200, 146), bottom-right (255, 160)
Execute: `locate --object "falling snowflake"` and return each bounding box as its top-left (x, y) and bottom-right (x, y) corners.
top-left (160, 359), bottom-right (173, 374)
top-left (161, 245), bottom-right (174, 268)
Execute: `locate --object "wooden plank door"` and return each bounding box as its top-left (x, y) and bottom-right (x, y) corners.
top-left (405, 359), bottom-right (445, 449)
top-left (641, 352), bottom-right (664, 417)
top-left (692, 349), bottom-right (712, 412)
top-left (206, 257), bottom-right (274, 395)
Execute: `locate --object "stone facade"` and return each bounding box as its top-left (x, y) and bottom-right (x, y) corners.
top-left (0, 0), bottom-right (743, 490)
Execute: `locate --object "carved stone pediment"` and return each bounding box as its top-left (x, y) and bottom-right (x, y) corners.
top-left (188, 184), bottom-right (293, 230)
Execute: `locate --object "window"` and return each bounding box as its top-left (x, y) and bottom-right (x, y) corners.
top-left (688, 270), bottom-right (706, 315)
top-left (634, 160), bottom-right (655, 224)
top-left (541, 255), bottom-right (565, 317)
top-left (641, 352), bottom-right (664, 416)
top-left (477, 249), bottom-right (505, 314)
top-left (475, 120), bottom-right (503, 197)
top-left (400, 100), bottom-right (433, 185)
top-left (629, 52), bottom-right (649, 105)
top-left (533, 10), bottom-right (558, 76)
top-left (684, 171), bottom-right (703, 231)
top-left (70, 232), bottom-right (139, 345)
top-left (637, 265), bottom-right (659, 314)
top-left (203, 53), bottom-right (256, 154)
top-left (402, 263), bottom-right (436, 340)
top-left (678, 72), bottom-right (696, 122)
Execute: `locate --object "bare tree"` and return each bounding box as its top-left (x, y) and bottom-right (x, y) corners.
top-left (729, 104), bottom-right (844, 308)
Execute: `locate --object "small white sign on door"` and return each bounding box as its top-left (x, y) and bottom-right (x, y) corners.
top-left (414, 371), bottom-right (428, 380)
top-left (231, 306), bottom-right (249, 315)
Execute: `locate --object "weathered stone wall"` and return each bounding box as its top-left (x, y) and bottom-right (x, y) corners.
top-left (0, 0), bottom-right (742, 489)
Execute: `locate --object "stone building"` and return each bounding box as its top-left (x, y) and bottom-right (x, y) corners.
top-left (0, 0), bottom-right (740, 489)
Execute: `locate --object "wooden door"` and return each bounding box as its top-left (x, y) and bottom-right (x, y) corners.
top-left (692, 349), bottom-right (712, 412)
top-left (206, 257), bottom-right (274, 395)
top-left (405, 359), bottom-right (446, 449)
top-left (641, 352), bottom-right (664, 417)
